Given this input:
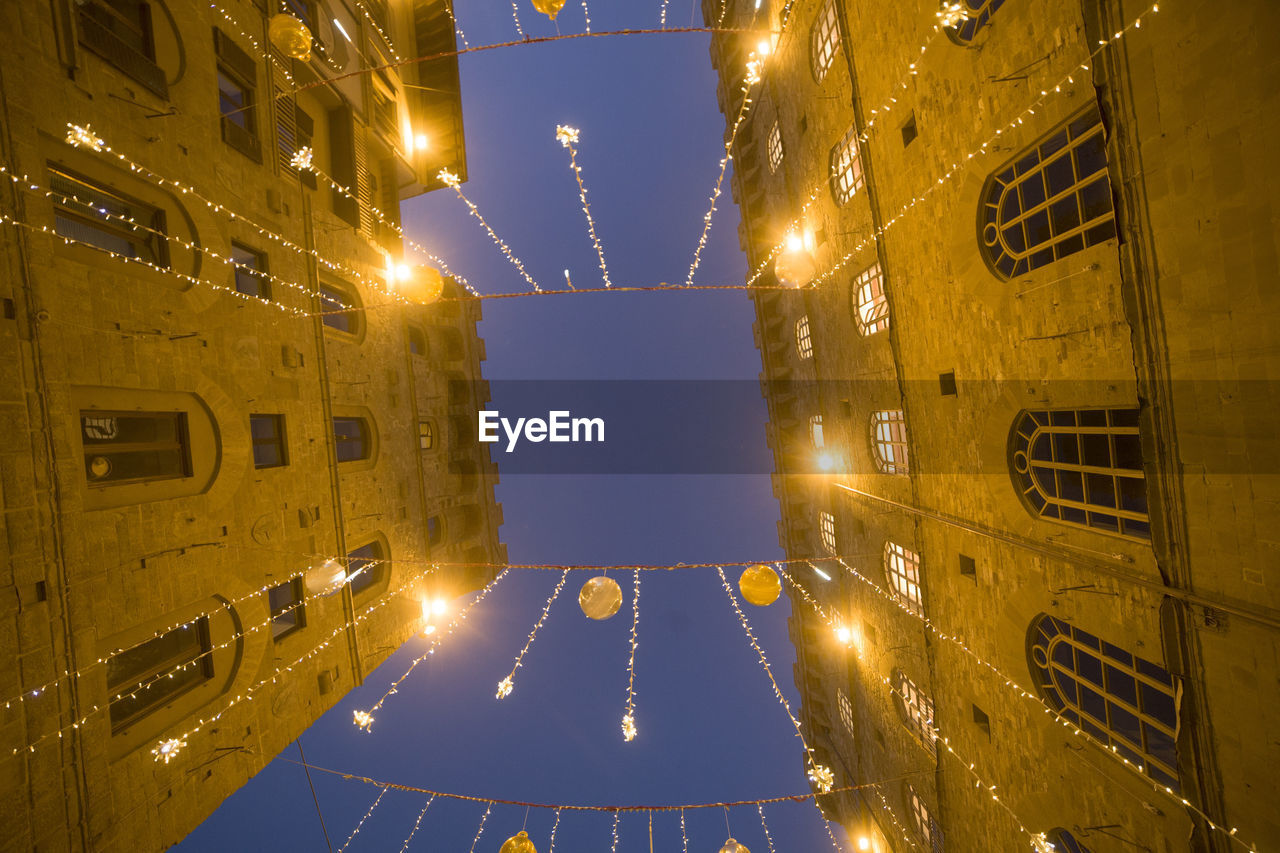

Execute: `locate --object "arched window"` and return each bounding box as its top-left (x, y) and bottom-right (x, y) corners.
top-left (809, 0), bottom-right (840, 82)
top-left (884, 542), bottom-right (923, 615)
top-left (852, 262), bottom-right (889, 335)
top-left (318, 279), bottom-right (362, 336)
top-left (905, 784), bottom-right (943, 852)
top-left (346, 540), bottom-right (388, 597)
top-left (1009, 408), bottom-right (1149, 540)
top-left (830, 126), bottom-right (864, 205)
top-left (795, 315), bottom-right (814, 359)
top-left (810, 415), bottom-right (824, 449)
top-left (944, 0), bottom-right (1006, 44)
top-left (1045, 829), bottom-right (1093, 853)
top-left (871, 410), bottom-right (909, 474)
top-left (767, 121), bottom-right (783, 173)
top-left (819, 511), bottom-right (837, 554)
top-left (332, 417), bottom-right (371, 462)
top-left (1028, 614), bottom-right (1179, 789)
top-left (893, 669), bottom-right (936, 754)
top-left (979, 109), bottom-right (1115, 279)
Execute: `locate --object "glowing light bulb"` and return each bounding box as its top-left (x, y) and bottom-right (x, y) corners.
top-left (836, 626), bottom-right (852, 645)
top-left (858, 837), bottom-right (871, 851)
top-left (415, 134), bottom-right (429, 151)
top-left (817, 452), bottom-right (835, 471)
top-left (431, 598), bottom-right (447, 616)
top-left (785, 232), bottom-right (804, 252)
top-left (395, 264), bottom-right (412, 282)
top-left (756, 39), bottom-right (771, 56)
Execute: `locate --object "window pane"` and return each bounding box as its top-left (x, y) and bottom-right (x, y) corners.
top-left (82, 411), bottom-right (189, 484)
top-left (107, 619), bottom-right (210, 730)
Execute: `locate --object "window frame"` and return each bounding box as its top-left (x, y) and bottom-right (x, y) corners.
top-left (809, 0), bottom-right (841, 83)
top-left (1009, 408), bottom-right (1150, 540)
top-left (107, 617), bottom-right (212, 733)
top-left (81, 410), bottom-right (192, 486)
top-left (905, 784), bottom-right (943, 852)
top-left (795, 315), bottom-right (814, 359)
top-left (50, 164), bottom-right (170, 267)
top-left (418, 419), bottom-right (435, 450)
top-left (884, 541), bottom-right (924, 615)
top-left (215, 29), bottom-right (261, 162)
top-left (819, 511), bottom-right (837, 555)
top-left (810, 414), bottom-right (824, 449)
top-left (76, 0), bottom-right (169, 98)
top-left (767, 121), bottom-right (783, 173)
top-left (249, 413), bottom-right (287, 469)
top-left (318, 280), bottom-right (361, 336)
top-left (231, 241), bottom-right (270, 299)
top-left (829, 126), bottom-right (865, 206)
top-left (346, 541), bottom-right (387, 597)
top-left (894, 669), bottom-right (937, 755)
top-left (870, 409), bottom-right (909, 474)
top-left (268, 578), bottom-right (306, 640)
top-left (852, 262), bottom-right (889, 335)
top-left (332, 416), bottom-right (371, 463)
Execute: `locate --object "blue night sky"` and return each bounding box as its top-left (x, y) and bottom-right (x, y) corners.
top-left (178, 3), bottom-right (842, 851)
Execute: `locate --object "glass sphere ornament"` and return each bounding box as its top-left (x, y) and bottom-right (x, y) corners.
top-left (268, 13), bottom-right (313, 61)
top-left (719, 839), bottom-right (751, 853)
top-left (773, 245), bottom-right (816, 288)
top-left (579, 576), bottom-right (622, 620)
top-left (500, 830), bottom-right (538, 853)
top-left (531, 0), bottom-right (567, 20)
top-left (738, 563), bottom-right (781, 606)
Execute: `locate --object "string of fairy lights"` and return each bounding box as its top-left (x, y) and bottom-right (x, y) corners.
top-left (497, 570), bottom-right (570, 700)
top-left (621, 568), bottom-right (642, 742)
top-left (337, 784), bottom-right (390, 853)
top-left (555, 125), bottom-right (612, 288)
top-left (438, 168), bottom-right (543, 292)
top-left (399, 795), bottom-right (436, 853)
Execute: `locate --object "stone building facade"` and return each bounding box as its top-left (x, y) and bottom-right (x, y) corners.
top-left (0, 0), bottom-right (504, 849)
top-left (705, 0), bottom-right (1279, 850)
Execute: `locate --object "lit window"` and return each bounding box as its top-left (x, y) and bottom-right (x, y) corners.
top-left (945, 0), bottom-right (1006, 44)
top-left (810, 415), bottom-right (824, 449)
top-left (215, 30), bottom-right (260, 160)
top-left (979, 109), bottom-right (1115, 279)
top-left (1029, 614), bottom-right (1179, 789)
top-left (231, 242), bottom-right (269, 298)
top-left (408, 325), bottom-right (427, 356)
top-left (837, 687), bottom-right (854, 737)
top-left (906, 785), bottom-right (943, 852)
top-left (318, 281), bottom-right (359, 334)
top-left (81, 411), bottom-right (190, 485)
top-left (1009, 408), bottom-right (1149, 539)
top-left (795, 315), bottom-right (813, 359)
top-left (50, 164), bottom-right (169, 266)
top-left (894, 669), bottom-right (936, 754)
top-left (418, 420), bottom-right (435, 450)
top-left (1045, 829), bottom-right (1093, 853)
top-left (884, 542), bottom-right (923, 615)
top-left (346, 541), bottom-right (386, 596)
top-left (107, 618), bottom-right (211, 732)
top-left (809, 0), bottom-right (841, 82)
top-left (852, 262), bottom-right (889, 335)
top-left (871, 410), bottom-right (909, 474)
top-left (767, 121), bottom-right (783, 172)
top-left (332, 417), bottom-right (370, 462)
top-left (819, 511), bottom-right (837, 554)
top-left (830, 126), bottom-right (864, 205)
top-left (250, 414), bottom-right (287, 469)
top-left (267, 579), bottom-right (305, 639)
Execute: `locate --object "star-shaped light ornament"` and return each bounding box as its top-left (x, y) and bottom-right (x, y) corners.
top-left (496, 677), bottom-right (513, 700)
top-left (437, 169), bottom-right (460, 188)
top-left (353, 709), bottom-right (374, 731)
top-left (151, 737), bottom-right (187, 764)
top-left (555, 125), bottom-right (580, 147)
top-left (745, 56), bottom-right (764, 85)
top-left (66, 123), bottom-right (104, 152)
top-left (621, 713), bottom-right (637, 742)
top-left (937, 2), bottom-right (970, 28)
top-left (290, 146), bottom-right (314, 171)
top-left (1031, 833), bottom-right (1057, 852)
top-left (808, 763), bottom-right (835, 793)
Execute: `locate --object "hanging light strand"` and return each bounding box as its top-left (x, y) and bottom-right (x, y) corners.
top-left (398, 796), bottom-right (436, 853)
top-left (497, 569), bottom-right (570, 699)
top-left (548, 808), bottom-right (563, 853)
top-left (337, 785), bottom-right (390, 853)
top-left (361, 569), bottom-right (511, 722)
top-left (508, 2), bottom-right (526, 39)
top-left (610, 810), bottom-right (621, 853)
top-left (581, 0), bottom-right (592, 33)
top-left (438, 169), bottom-right (542, 291)
top-left (756, 804), bottom-right (777, 853)
top-left (469, 803), bottom-right (494, 853)
top-left (621, 568), bottom-right (642, 741)
top-left (680, 809), bottom-right (689, 853)
top-left (556, 125), bottom-right (612, 288)
top-left (867, 785), bottom-right (921, 852)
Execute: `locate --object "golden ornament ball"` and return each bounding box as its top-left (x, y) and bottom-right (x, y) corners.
top-left (773, 246), bottom-right (816, 288)
top-left (531, 0), bottom-right (567, 21)
top-left (406, 264), bottom-right (444, 304)
top-left (579, 576), bottom-right (622, 620)
top-left (499, 830), bottom-right (538, 853)
top-left (738, 563), bottom-right (781, 607)
top-left (719, 839), bottom-right (751, 853)
top-left (268, 13), bottom-right (313, 61)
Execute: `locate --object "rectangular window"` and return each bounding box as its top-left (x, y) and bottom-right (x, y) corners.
top-left (332, 417), bottom-right (369, 462)
top-left (50, 165), bottom-right (169, 266)
top-left (418, 420), bottom-right (434, 450)
top-left (107, 618), bottom-right (211, 732)
top-left (77, 0), bottom-right (168, 98)
top-left (318, 283), bottom-right (355, 333)
top-left (295, 106), bottom-right (317, 190)
top-left (81, 410), bottom-right (190, 485)
top-left (268, 579), bottom-right (305, 639)
top-left (215, 30), bottom-right (260, 161)
top-left (250, 414), bottom-right (287, 468)
top-left (231, 242), bottom-right (269, 298)
top-left (346, 542), bottom-right (384, 595)
top-left (371, 86), bottom-right (399, 143)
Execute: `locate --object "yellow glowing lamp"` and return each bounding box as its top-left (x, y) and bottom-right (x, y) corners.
top-left (719, 839), bottom-right (751, 853)
top-left (531, 0), bottom-right (567, 20)
top-left (774, 241), bottom-right (816, 288)
top-left (738, 564), bottom-right (781, 607)
top-left (268, 14), bottom-right (313, 61)
top-left (396, 264), bottom-right (445, 305)
top-left (579, 576), bottom-right (622, 620)
top-left (500, 831), bottom-right (538, 853)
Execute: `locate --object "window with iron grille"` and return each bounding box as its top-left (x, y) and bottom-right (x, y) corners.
top-left (767, 121), bottom-right (783, 172)
top-left (1028, 614), bottom-right (1179, 789)
top-left (894, 669), bottom-right (936, 754)
top-left (884, 541), bottom-right (924, 615)
top-left (1009, 408), bottom-right (1149, 539)
top-left (809, 0), bottom-right (840, 82)
top-left (871, 410), bottom-right (909, 474)
top-left (906, 784), bottom-right (944, 852)
top-left (49, 165), bottom-right (169, 266)
top-left (81, 411), bottom-right (190, 485)
top-left (979, 109), bottom-right (1115, 279)
top-left (830, 126), bottom-right (864, 205)
top-left (795, 315), bottom-right (813, 359)
top-left (852, 262), bottom-right (889, 335)
top-left (107, 618), bottom-right (211, 732)
top-left (819, 511), bottom-right (837, 554)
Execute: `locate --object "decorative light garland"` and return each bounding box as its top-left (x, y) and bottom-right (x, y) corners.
top-left (398, 796), bottom-right (435, 853)
top-left (337, 785), bottom-right (390, 853)
top-left (354, 0), bottom-right (403, 62)
top-left (610, 809), bottom-right (621, 853)
top-left (438, 169), bottom-right (542, 291)
top-left (358, 569), bottom-right (511, 726)
top-left (621, 568), bottom-right (642, 741)
top-left (680, 808), bottom-right (689, 853)
top-left (497, 569), bottom-right (570, 699)
top-left (509, 2), bottom-right (526, 39)
top-left (868, 784), bottom-right (920, 852)
top-left (556, 125), bottom-right (612, 288)
top-left (580, 0), bottom-right (592, 33)
top-left (548, 808), bottom-right (562, 853)
top-left (756, 804), bottom-right (777, 853)
top-left (469, 803), bottom-right (494, 853)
